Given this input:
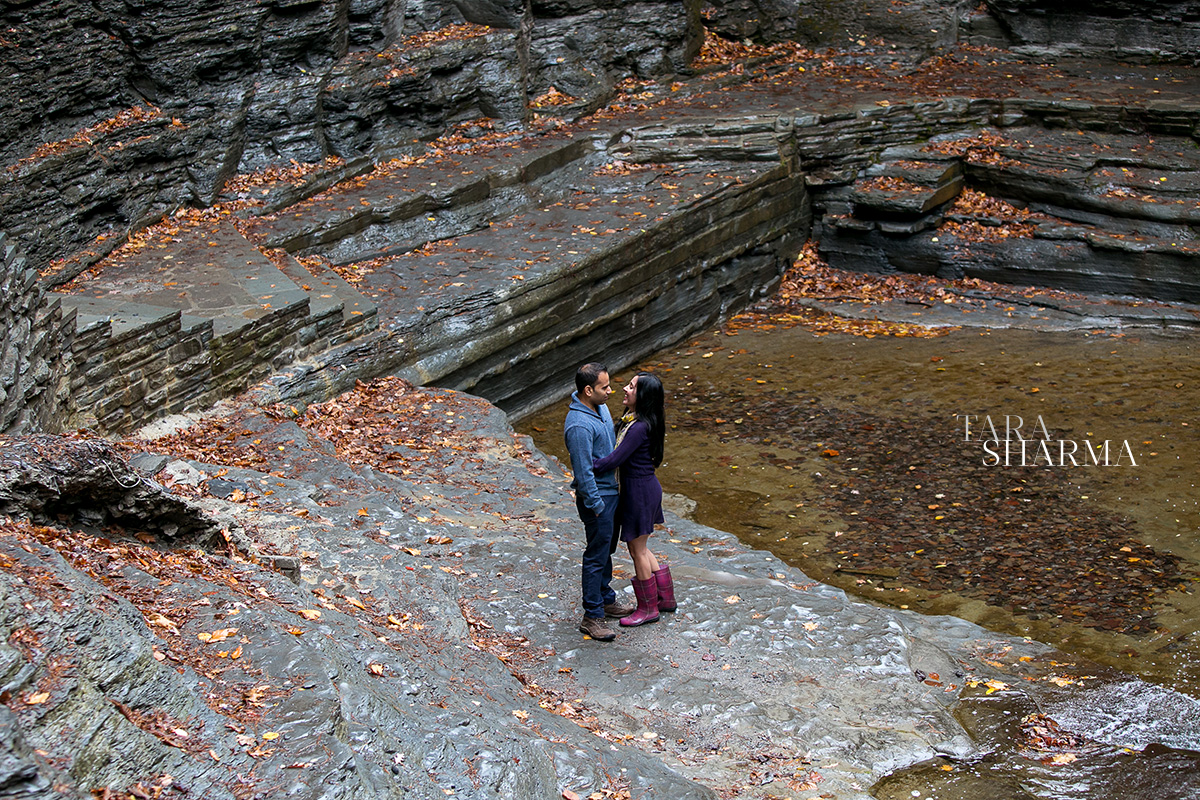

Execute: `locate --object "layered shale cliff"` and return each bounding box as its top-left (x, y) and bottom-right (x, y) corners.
top-left (3, 1), bottom-right (1200, 438)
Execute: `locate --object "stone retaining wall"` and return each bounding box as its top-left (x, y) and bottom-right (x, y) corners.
top-left (0, 233), bottom-right (71, 434)
top-left (66, 310), bottom-right (216, 433)
top-left (59, 292), bottom-right (375, 434)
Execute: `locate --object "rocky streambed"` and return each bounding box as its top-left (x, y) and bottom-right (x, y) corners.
top-left (3, 360), bottom-right (1200, 799)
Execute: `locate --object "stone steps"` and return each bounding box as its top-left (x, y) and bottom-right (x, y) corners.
top-left (50, 219), bottom-right (379, 430)
top-left (241, 132), bottom-right (600, 265)
top-left (814, 125), bottom-right (1200, 301)
top-left (222, 120), bottom-right (808, 417)
top-left (270, 252), bottom-right (378, 344)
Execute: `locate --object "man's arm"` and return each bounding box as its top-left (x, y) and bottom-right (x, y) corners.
top-left (565, 424), bottom-right (604, 512)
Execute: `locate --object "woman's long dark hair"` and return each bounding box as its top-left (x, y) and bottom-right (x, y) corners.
top-left (633, 372), bottom-right (665, 467)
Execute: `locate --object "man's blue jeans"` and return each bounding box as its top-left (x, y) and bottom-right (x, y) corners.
top-left (577, 493), bottom-right (619, 619)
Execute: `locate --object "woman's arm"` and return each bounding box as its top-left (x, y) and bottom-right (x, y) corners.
top-left (593, 421), bottom-right (646, 473)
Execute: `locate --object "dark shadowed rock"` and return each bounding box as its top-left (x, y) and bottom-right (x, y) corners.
top-left (322, 28), bottom-right (529, 160)
top-left (452, 0), bottom-right (529, 29)
top-left (0, 0), bottom-right (701, 270)
top-left (702, 0), bottom-right (967, 51)
top-left (0, 435), bottom-right (221, 546)
top-left (977, 0), bottom-right (1200, 63)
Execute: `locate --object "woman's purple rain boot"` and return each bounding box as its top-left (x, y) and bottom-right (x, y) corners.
top-left (653, 565), bottom-right (676, 612)
top-left (619, 576), bottom-right (660, 627)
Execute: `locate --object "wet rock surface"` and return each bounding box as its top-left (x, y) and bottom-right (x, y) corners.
top-left (3, 378), bottom-right (1200, 798)
top-left (7, 4), bottom-right (1200, 797)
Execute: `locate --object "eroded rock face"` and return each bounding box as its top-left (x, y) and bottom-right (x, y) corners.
top-left (703, 0), bottom-right (1200, 62)
top-left (0, 436), bottom-right (220, 545)
top-left (701, 0), bottom-right (971, 51)
top-left (530, 0), bottom-right (701, 108)
top-left (0, 0), bottom-right (701, 270)
top-left (0, 235), bottom-right (70, 435)
top-left (977, 0), bottom-right (1200, 63)
top-left (812, 120), bottom-right (1200, 302)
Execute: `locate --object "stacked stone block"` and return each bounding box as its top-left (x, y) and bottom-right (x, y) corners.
top-left (0, 233), bottom-right (71, 434)
top-left (64, 306), bottom-right (214, 432)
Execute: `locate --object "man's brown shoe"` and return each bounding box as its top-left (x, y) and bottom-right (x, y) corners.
top-left (579, 615), bottom-right (617, 641)
top-left (604, 600), bottom-right (636, 618)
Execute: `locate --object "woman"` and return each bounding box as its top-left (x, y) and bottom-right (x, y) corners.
top-left (592, 372), bottom-right (676, 626)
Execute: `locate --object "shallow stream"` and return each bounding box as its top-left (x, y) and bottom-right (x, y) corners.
top-left (517, 321), bottom-right (1200, 798)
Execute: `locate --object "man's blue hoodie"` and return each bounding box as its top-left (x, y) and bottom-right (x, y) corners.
top-left (564, 391), bottom-right (618, 513)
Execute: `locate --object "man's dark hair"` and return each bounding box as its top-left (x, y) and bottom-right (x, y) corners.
top-left (575, 362), bottom-right (608, 394)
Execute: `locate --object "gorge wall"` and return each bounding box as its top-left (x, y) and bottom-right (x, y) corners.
top-left (4, 0), bottom-right (1200, 437)
top-left (0, 0), bottom-right (700, 273)
top-left (701, 0), bottom-right (1200, 63)
top-left (5, 5), bottom-right (1200, 796)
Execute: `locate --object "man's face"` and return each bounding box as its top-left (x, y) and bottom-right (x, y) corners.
top-left (584, 371), bottom-right (612, 408)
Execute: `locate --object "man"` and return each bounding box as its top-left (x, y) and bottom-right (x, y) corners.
top-left (564, 362), bottom-right (634, 641)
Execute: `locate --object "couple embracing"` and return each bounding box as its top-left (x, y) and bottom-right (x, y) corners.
top-left (563, 362), bottom-right (676, 642)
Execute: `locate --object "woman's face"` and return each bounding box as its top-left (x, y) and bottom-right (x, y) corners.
top-left (622, 375), bottom-right (638, 410)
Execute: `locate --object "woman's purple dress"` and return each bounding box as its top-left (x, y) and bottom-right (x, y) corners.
top-left (593, 420), bottom-right (664, 542)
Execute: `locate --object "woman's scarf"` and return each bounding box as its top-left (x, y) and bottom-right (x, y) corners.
top-left (614, 411), bottom-right (637, 449)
